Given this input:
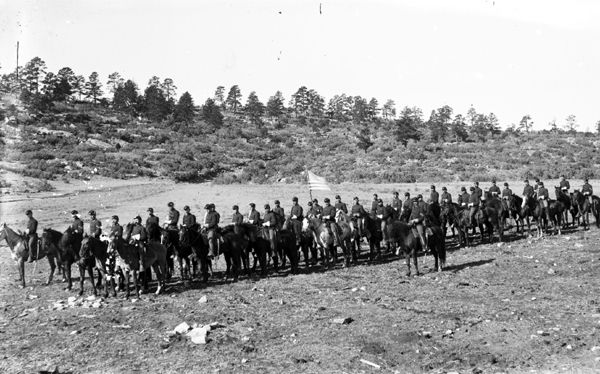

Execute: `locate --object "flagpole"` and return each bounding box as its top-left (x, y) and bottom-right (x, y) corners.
top-left (305, 166), bottom-right (313, 201)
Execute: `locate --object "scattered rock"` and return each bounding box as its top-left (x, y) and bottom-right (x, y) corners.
top-left (209, 322), bottom-right (225, 330)
top-left (537, 330), bottom-right (549, 336)
top-left (547, 268), bottom-right (556, 275)
top-left (351, 287), bottom-right (358, 292)
top-left (422, 331), bottom-right (432, 338)
top-left (198, 295), bottom-right (208, 304)
top-left (113, 324), bottom-right (131, 329)
top-left (332, 317), bottom-right (353, 325)
top-left (187, 326), bottom-right (209, 344)
top-left (92, 301), bottom-right (102, 308)
top-left (360, 358), bottom-right (381, 369)
top-left (86, 295), bottom-right (96, 301)
top-left (591, 346), bottom-right (600, 352)
top-left (27, 294), bottom-right (38, 300)
top-left (70, 330), bottom-right (80, 335)
top-left (174, 322), bottom-right (191, 334)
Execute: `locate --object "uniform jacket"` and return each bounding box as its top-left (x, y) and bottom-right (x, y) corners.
top-left (441, 192), bottom-right (452, 204)
top-left (166, 208), bottom-right (180, 227)
top-left (537, 187), bottom-right (549, 199)
top-left (290, 204), bottom-right (303, 220)
top-left (322, 205), bottom-right (336, 221)
top-left (457, 192), bottom-right (470, 206)
top-left (351, 204), bottom-right (367, 217)
top-left (502, 188), bottom-right (512, 198)
top-left (522, 185), bottom-right (534, 198)
top-left (335, 202), bottom-right (348, 214)
top-left (560, 180), bottom-right (570, 190)
top-left (263, 211), bottom-right (278, 227)
top-left (582, 183), bottom-right (593, 195)
top-left (248, 210), bottom-right (260, 225)
top-left (27, 217), bottom-right (38, 236)
top-left (429, 191), bottom-right (439, 204)
top-left (232, 212), bottom-right (244, 225)
top-left (489, 185), bottom-right (501, 195)
top-left (182, 213), bottom-right (196, 227)
top-left (205, 211), bottom-right (220, 230)
top-left (71, 217), bottom-right (84, 234)
top-left (89, 218), bottom-right (102, 237)
top-left (131, 223), bottom-right (148, 241)
top-left (146, 215), bottom-right (159, 228)
top-left (110, 224), bottom-right (123, 238)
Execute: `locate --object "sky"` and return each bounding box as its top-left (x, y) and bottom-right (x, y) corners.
top-left (1, 0), bottom-right (599, 130)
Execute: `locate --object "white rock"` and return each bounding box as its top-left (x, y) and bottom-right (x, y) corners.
top-left (332, 317), bottom-right (353, 325)
top-left (174, 322), bottom-right (191, 334)
top-left (198, 296), bottom-right (208, 304)
top-left (209, 322), bottom-right (225, 330)
top-left (86, 296), bottom-right (96, 301)
top-left (67, 296), bottom-right (78, 303)
top-left (92, 301), bottom-right (102, 308)
top-left (591, 346), bottom-right (600, 352)
top-left (187, 326), bottom-right (209, 344)
top-left (351, 287), bottom-right (358, 292)
top-left (28, 295), bottom-right (38, 299)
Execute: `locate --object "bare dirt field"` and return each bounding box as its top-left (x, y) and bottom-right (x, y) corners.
top-left (2, 178), bottom-right (600, 373)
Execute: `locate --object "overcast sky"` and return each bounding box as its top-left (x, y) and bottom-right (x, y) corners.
top-left (1, 0), bottom-right (599, 130)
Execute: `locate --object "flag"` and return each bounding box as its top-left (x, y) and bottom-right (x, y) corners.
top-left (307, 170), bottom-right (331, 191)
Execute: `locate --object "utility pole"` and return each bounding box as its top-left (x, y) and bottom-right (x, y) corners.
top-left (15, 41), bottom-right (19, 125)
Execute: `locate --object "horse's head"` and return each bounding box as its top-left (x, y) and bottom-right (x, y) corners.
top-left (302, 218), bottom-right (310, 232)
top-left (572, 190), bottom-right (581, 205)
top-left (335, 210), bottom-right (344, 222)
top-left (80, 237), bottom-right (92, 260)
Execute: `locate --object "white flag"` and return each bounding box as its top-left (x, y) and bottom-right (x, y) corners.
top-left (307, 170), bottom-right (331, 191)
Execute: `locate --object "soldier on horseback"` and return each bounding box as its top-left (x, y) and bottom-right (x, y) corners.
top-left (109, 215), bottom-right (123, 238)
top-left (290, 197), bottom-right (303, 245)
top-left (473, 182), bottom-right (483, 201)
top-left (468, 187), bottom-right (480, 226)
top-left (489, 179), bottom-right (501, 197)
top-left (273, 200), bottom-right (285, 230)
top-left (441, 187), bottom-right (452, 205)
top-left (351, 197), bottom-right (367, 238)
top-left (375, 198), bottom-right (388, 246)
top-left (182, 205), bottom-right (197, 228)
top-left (130, 216), bottom-right (148, 269)
top-left (262, 203), bottom-right (278, 251)
top-left (457, 187), bottom-right (469, 210)
top-left (335, 195), bottom-right (348, 214)
top-left (232, 205), bottom-right (244, 235)
top-left (560, 175), bottom-right (570, 193)
top-left (370, 194), bottom-right (379, 214)
top-left (537, 181), bottom-right (551, 222)
top-left (312, 199), bottom-right (323, 218)
top-left (248, 203), bottom-right (260, 226)
top-left (502, 182), bottom-right (512, 210)
top-left (204, 204), bottom-right (220, 258)
top-left (71, 210), bottom-right (84, 235)
top-left (146, 207), bottom-right (160, 241)
top-left (582, 178), bottom-right (593, 204)
top-left (401, 192), bottom-right (412, 221)
top-left (409, 195), bottom-right (427, 249)
top-left (165, 202), bottom-right (180, 230)
top-left (88, 210), bottom-right (102, 239)
top-left (25, 210), bottom-right (39, 263)
top-left (322, 198), bottom-right (339, 246)
top-left (391, 192), bottom-right (401, 218)
top-left (429, 185), bottom-right (439, 204)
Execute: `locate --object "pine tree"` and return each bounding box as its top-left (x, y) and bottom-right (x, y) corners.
top-left (245, 91), bottom-right (265, 124)
top-left (226, 85), bottom-right (242, 113)
top-left (266, 91), bottom-right (285, 118)
top-left (173, 91), bottom-right (196, 124)
top-left (22, 57), bottom-right (46, 93)
top-left (201, 98), bottom-right (223, 128)
top-left (84, 72), bottom-right (103, 104)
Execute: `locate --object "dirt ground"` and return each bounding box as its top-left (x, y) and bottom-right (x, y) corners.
top-left (2, 178), bottom-right (600, 373)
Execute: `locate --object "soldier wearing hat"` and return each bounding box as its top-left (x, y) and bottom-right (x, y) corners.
top-left (182, 205), bottom-right (197, 228)
top-left (109, 215), bottom-right (123, 239)
top-left (70, 210), bottom-right (84, 235)
top-left (441, 187), bottom-right (452, 205)
top-left (165, 202), bottom-right (180, 230)
top-left (130, 215), bottom-right (148, 269)
top-left (146, 208), bottom-right (160, 241)
top-left (204, 203), bottom-right (220, 258)
top-left (533, 177), bottom-right (541, 192)
top-left (401, 192), bottom-right (412, 222)
top-left (468, 187), bottom-right (480, 226)
top-left (409, 195), bottom-right (427, 249)
top-left (290, 197), bottom-right (303, 245)
top-left (391, 192), bottom-right (401, 217)
top-left (312, 199), bottom-right (323, 218)
top-left (375, 198), bottom-right (389, 246)
top-left (473, 182), bottom-right (483, 201)
top-left (502, 183), bottom-right (512, 200)
top-left (231, 205), bottom-right (244, 234)
top-left (489, 179), bottom-right (501, 197)
top-left (88, 210), bottom-right (102, 239)
top-left (248, 203), bottom-right (260, 226)
top-left (262, 204), bottom-right (279, 261)
top-left (559, 175), bottom-right (570, 193)
top-left (334, 195), bottom-right (348, 215)
top-left (457, 187), bottom-right (469, 209)
top-left (537, 181), bottom-right (551, 222)
top-left (25, 209), bottom-right (39, 263)
top-left (273, 200), bottom-right (285, 230)
top-left (322, 198), bottom-right (339, 246)
top-left (582, 178), bottom-right (593, 204)
top-left (371, 194), bottom-right (379, 214)
top-left (351, 197), bottom-right (367, 238)
top-left (523, 180), bottom-right (535, 200)
top-left (429, 185), bottom-right (439, 205)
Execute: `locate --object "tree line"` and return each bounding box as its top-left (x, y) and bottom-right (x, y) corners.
top-left (1, 56), bottom-right (599, 142)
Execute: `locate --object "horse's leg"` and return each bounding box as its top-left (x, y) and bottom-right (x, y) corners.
top-left (104, 272), bottom-right (110, 298)
top-left (47, 256), bottom-right (56, 285)
top-left (78, 264), bottom-right (85, 296)
top-left (88, 264), bottom-right (97, 296)
top-left (66, 262), bottom-right (73, 291)
top-left (404, 249), bottom-right (411, 277)
top-left (132, 270), bottom-right (139, 298)
top-left (19, 259), bottom-right (26, 288)
top-left (95, 268), bottom-right (102, 289)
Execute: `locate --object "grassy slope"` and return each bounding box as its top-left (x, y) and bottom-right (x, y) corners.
top-left (1, 99), bottom-right (600, 187)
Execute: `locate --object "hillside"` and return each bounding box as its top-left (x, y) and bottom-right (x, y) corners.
top-left (1, 94), bottom-right (599, 188)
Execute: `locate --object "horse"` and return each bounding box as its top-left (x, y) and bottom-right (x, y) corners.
top-left (160, 227), bottom-right (179, 278)
top-left (335, 211), bottom-right (358, 267)
top-left (481, 192), bottom-right (504, 241)
top-left (454, 208), bottom-right (472, 247)
top-left (572, 190), bottom-right (591, 230)
top-left (520, 195), bottom-right (538, 236)
top-left (503, 194), bottom-right (524, 236)
top-left (276, 227), bottom-right (300, 273)
top-left (439, 203), bottom-right (458, 239)
top-left (423, 215), bottom-right (447, 272)
top-left (0, 223), bottom-right (33, 288)
top-left (49, 227), bottom-right (82, 291)
top-left (592, 195), bottom-right (600, 228)
top-left (233, 223), bottom-right (269, 275)
top-left (179, 225), bottom-right (209, 282)
top-left (386, 219), bottom-right (420, 276)
top-left (108, 226), bottom-right (168, 296)
top-left (363, 214), bottom-right (382, 260)
top-left (302, 217), bottom-right (336, 266)
top-left (39, 228), bottom-right (67, 284)
top-left (554, 187), bottom-right (573, 228)
top-left (218, 225), bottom-right (248, 280)
top-left (78, 235), bottom-right (109, 296)
top-left (548, 199), bottom-right (565, 235)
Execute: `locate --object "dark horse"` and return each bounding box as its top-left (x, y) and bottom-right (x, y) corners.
top-left (423, 215), bottom-right (447, 272)
top-left (179, 225), bottom-right (208, 282)
top-left (386, 219), bottom-right (421, 276)
top-left (363, 214), bottom-right (383, 260)
top-left (502, 194), bottom-right (525, 236)
top-left (1, 223), bottom-right (62, 288)
top-left (42, 227), bottom-right (81, 291)
top-left (440, 203), bottom-right (458, 239)
top-left (78, 235), bottom-right (109, 297)
top-left (218, 225), bottom-right (247, 280)
top-left (520, 195), bottom-right (538, 236)
top-left (554, 187), bottom-right (573, 228)
top-left (160, 227), bottom-right (179, 278)
top-left (481, 192), bottom-right (504, 242)
top-left (231, 223), bottom-right (269, 275)
top-left (303, 217), bottom-right (336, 266)
top-left (571, 190), bottom-right (591, 230)
top-left (110, 224), bottom-right (168, 296)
